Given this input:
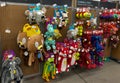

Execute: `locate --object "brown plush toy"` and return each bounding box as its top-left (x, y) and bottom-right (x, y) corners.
top-left (17, 31), bottom-right (27, 49)
top-left (27, 34), bottom-right (44, 66)
top-left (17, 31), bottom-right (28, 65)
top-left (17, 31), bottom-right (44, 66)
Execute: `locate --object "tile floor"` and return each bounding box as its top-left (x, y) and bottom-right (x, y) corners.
top-left (23, 60), bottom-right (120, 83)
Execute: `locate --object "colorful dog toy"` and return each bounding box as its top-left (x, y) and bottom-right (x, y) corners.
top-left (42, 53), bottom-right (56, 82)
top-left (44, 24), bottom-right (56, 51)
top-left (1, 50), bottom-right (23, 83)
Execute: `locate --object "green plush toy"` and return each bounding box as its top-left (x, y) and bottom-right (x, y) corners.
top-left (42, 56), bottom-right (56, 82)
top-left (77, 25), bottom-right (83, 36)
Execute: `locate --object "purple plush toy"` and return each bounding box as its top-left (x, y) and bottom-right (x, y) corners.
top-left (3, 50), bottom-right (16, 61)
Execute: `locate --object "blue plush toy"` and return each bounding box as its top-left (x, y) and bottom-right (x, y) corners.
top-left (44, 24), bottom-right (56, 51)
top-left (91, 35), bottom-right (104, 66)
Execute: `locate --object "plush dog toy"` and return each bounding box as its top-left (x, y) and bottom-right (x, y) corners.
top-left (42, 53), bottom-right (56, 82)
top-left (67, 24), bottom-right (78, 39)
top-left (1, 50), bottom-right (23, 83)
top-left (17, 23), bottom-right (44, 66)
top-left (44, 24), bottom-right (56, 51)
top-left (76, 8), bottom-right (91, 19)
top-left (53, 4), bottom-right (69, 29)
top-left (91, 35), bottom-right (104, 66)
top-left (25, 3), bottom-right (46, 24)
top-left (74, 21), bottom-right (84, 36)
top-left (23, 23), bottom-right (41, 37)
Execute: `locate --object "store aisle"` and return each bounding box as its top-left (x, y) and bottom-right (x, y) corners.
top-left (23, 60), bottom-right (120, 83)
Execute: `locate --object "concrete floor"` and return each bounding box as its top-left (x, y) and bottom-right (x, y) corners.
top-left (23, 60), bottom-right (120, 83)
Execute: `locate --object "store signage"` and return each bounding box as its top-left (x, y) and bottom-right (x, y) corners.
top-left (77, 0), bottom-right (99, 8)
top-left (1, 0), bottom-right (72, 6)
top-left (41, 0), bottom-right (72, 6)
top-left (77, 0), bottom-right (116, 9)
top-left (0, 0), bottom-right (41, 3)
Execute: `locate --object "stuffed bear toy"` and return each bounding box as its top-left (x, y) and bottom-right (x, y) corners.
top-left (17, 31), bottom-right (27, 50)
top-left (17, 31), bottom-right (29, 65)
top-left (17, 23), bottom-right (43, 66)
top-left (27, 34), bottom-right (44, 66)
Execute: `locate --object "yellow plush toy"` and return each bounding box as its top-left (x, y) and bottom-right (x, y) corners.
top-left (54, 29), bottom-right (62, 39)
top-left (23, 23), bottom-right (41, 37)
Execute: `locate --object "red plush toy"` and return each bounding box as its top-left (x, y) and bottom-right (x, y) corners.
top-left (56, 46), bottom-right (69, 73)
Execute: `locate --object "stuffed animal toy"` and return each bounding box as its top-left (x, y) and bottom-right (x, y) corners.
top-left (54, 29), bottom-right (62, 39)
top-left (110, 33), bottom-right (119, 48)
top-left (33, 3), bottom-right (47, 24)
top-left (23, 23), bottom-right (41, 37)
top-left (75, 21), bottom-right (84, 36)
top-left (27, 34), bottom-right (44, 66)
top-left (56, 46), bottom-right (69, 73)
top-left (67, 51), bottom-right (80, 68)
top-left (67, 25), bottom-right (78, 39)
top-left (78, 48), bottom-right (92, 69)
top-left (42, 53), bottom-right (56, 82)
top-left (17, 31), bottom-right (28, 50)
top-left (53, 4), bottom-right (69, 29)
top-left (17, 31), bottom-right (29, 65)
top-left (25, 3), bottom-right (46, 24)
top-left (44, 24), bottom-right (56, 51)
top-left (91, 35), bottom-right (104, 66)
top-left (17, 23), bottom-right (44, 66)
top-left (76, 8), bottom-right (91, 19)
top-left (1, 50), bottom-right (23, 83)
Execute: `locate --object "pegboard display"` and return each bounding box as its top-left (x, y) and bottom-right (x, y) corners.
top-left (0, 5), bottom-right (40, 76)
top-left (0, 4), bottom-right (73, 76)
top-left (0, 0), bottom-right (118, 80)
